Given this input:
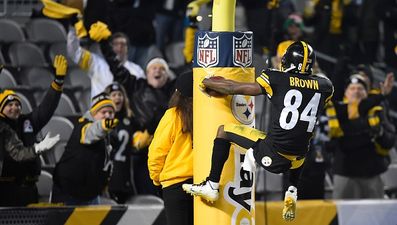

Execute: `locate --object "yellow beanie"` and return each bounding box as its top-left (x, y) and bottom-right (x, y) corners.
top-left (0, 90), bottom-right (21, 115)
top-left (90, 93), bottom-right (115, 115)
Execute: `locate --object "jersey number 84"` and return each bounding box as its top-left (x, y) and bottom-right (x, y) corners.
top-left (279, 89), bottom-right (321, 132)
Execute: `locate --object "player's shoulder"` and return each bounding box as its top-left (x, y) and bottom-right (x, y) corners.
top-left (260, 69), bottom-right (288, 84)
top-left (261, 68), bottom-right (283, 77)
top-left (310, 73), bottom-right (333, 89)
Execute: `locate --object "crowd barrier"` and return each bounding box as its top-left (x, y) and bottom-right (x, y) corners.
top-left (0, 199), bottom-right (396, 225)
top-left (256, 199), bottom-right (397, 225)
top-left (0, 204), bottom-right (163, 225)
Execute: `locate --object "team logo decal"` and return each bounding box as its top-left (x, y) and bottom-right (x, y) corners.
top-left (224, 149), bottom-right (255, 223)
top-left (197, 34), bottom-right (219, 68)
top-left (233, 34), bottom-right (252, 67)
top-left (231, 95), bottom-right (254, 125)
top-left (23, 120), bottom-right (33, 133)
top-left (261, 156), bottom-right (272, 167)
top-left (123, 118), bottom-right (130, 126)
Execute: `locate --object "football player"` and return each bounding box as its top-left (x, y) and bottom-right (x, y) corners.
top-left (182, 41), bottom-right (334, 221)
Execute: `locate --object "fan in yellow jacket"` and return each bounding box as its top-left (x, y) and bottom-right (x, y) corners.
top-left (148, 70), bottom-right (193, 225)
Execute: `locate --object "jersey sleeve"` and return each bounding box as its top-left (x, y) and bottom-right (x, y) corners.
top-left (255, 69), bottom-right (281, 99)
top-left (325, 82), bottom-right (334, 104)
top-left (317, 74), bottom-right (334, 104)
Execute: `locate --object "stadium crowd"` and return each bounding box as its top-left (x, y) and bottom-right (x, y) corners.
top-left (0, 0), bottom-right (396, 223)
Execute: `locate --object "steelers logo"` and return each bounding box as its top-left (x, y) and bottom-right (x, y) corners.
top-left (123, 118), bottom-right (130, 126)
top-left (261, 156), bottom-right (272, 167)
top-left (231, 95), bottom-right (254, 125)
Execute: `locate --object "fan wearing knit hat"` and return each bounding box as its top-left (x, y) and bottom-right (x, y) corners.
top-left (0, 55), bottom-right (68, 206)
top-left (344, 74), bottom-right (369, 105)
top-left (104, 82), bottom-right (153, 203)
top-left (148, 69), bottom-right (194, 225)
top-left (51, 92), bottom-right (121, 205)
top-left (89, 92), bottom-right (118, 124)
top-left (146, 57), bottom-right (175, 88)
top-left (0, 90), bottom-right (22, 120)
top-left (327, 72), bottom-right (395, 200)
top-left (0, 89), bottom-right (60, 182)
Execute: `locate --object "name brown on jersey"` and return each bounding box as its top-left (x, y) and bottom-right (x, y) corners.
top-left (289, 77), bottom-right (319, 90)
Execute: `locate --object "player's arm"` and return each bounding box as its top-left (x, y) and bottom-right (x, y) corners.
top-left (202, 77), bottom-right (262, 96)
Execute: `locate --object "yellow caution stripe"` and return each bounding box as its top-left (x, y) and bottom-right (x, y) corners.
top-left (65, 206), bottom-right (111, 225)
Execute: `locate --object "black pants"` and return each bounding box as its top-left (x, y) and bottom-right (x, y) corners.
top-left (132, 154), bottom-right (158, 196)
top-left (0, 182), bottom-right (38, 206)
top-left (162, 179), bottom-right (193, 225)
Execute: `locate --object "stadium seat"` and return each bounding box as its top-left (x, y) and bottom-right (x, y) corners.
top-left (390, 148), bottom-right (397, 164)
top-left (62, 88), bottom-right (82, 113)
top-left (140, 45), bottom-right (163, 70)
top-left (48, 42), bottom-right (66, 62)
top-left (79, 89), bottom-right (91, 112)
top-left (65, 67), bottom-right (91, 111)
top-left (8, 42), bottom-right (48, 67)
top-left (14, 91), bottom-right (33, 114)
top-left (382, 164), bottom-right (397, 198)
top-left (125, 195), bottom-right (164, 205)
top-left (66, 67), bottom-right (91, 90)
top-left (18, 67), bottom-right (53, 104)
top-left (99, 196), bottom-right (118, 205)
top-left (164, 42), bottom-right (185, 68)
top-left (37, 170), bottom-right (53, 203)
top-left (41, 116), bottom-right (74, 144)
top-left (40, 143), bottom-right (63, 166)
top-left (54, 93), bottom-right (77, 116)
top-left (18, 67), bottom-right (53, 89)
top-left (256, 168), bottom-right (283, 201)
top-left (40, 116), bottom-right (74, 164)
top-left (252, 53), bottom-right (267, 75)
top-left (48, 42), bottom-right (76, 66)
top-left (25, 18), bottom-right (67, 44)
top-left (0, 68), bottom-right (17, 89)
top-left (0, 50), bottom-right (5, 64)
top-left (51, 142), bottom-right (67, 164)
top-left (0, 19), bottom-right (26, 43)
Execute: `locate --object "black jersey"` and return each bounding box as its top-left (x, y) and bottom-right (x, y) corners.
top-left (53, 118), bottom-right (113, 200)
top-left (108, 112), bottom-right (141, 195)
top-left (256, 69), bottom-right (334, 155)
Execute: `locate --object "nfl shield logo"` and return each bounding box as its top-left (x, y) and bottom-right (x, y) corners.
top-left (233, 34), bottom-right (252, 67)
top-left (197, 34), bottom-right (219, 68)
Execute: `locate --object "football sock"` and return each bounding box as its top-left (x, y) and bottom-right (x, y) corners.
top-left (208, 180), bottom-right (219, 190)
top-left (209, 138), bottom-right (231, 182)
top-left (289, 167), bottom-right (303, 188)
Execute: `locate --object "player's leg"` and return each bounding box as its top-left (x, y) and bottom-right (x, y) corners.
top-left (223, 124), bottom-right (266, 173)
top-left (182, 125), bottom-right (231, 202)
top-left (209, 124), bottom-right (266, 181)
top-left (283, 157), bottom-right (305, 221)
top-left (182, 124), bottom-right (265, 202)
top-left (207, 125), bottom-right (232, 185)
top-left (253, 141), bottom-right (305, 222)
